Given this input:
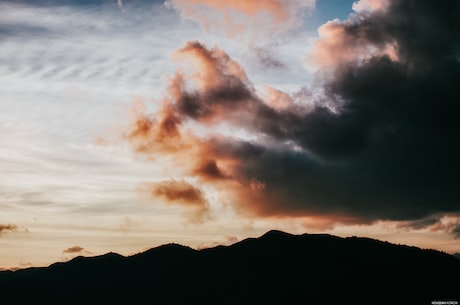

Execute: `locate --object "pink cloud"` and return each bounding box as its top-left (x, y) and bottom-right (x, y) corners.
top-left (167, 0), bottom-right (314, 38)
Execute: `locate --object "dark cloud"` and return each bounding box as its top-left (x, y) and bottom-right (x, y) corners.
top-left (273, 0), bottom-right (460, 222)
top-left (121, 0), bottom-right (460, 231)
top-left (433, 216), bottom-right (460, 239)
top-left (397, 215), bottom-right (442, 230)
top-left (235, 0), bottom-right (460, 223)
top-left (452, 226), bottom-right (460, 239)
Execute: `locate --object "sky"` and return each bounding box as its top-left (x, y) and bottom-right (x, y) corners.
top-left (1, 0), bottom-right (459, 269)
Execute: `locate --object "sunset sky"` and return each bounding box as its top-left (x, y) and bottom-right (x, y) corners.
top-left (1, 0), bottom-right (459, 269)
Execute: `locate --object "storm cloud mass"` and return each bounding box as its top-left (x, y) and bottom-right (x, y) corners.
top-left (123, 0), bottom-right (460, 231)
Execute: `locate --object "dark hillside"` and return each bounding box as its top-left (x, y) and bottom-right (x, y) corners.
top-left (1, 230), bottom-right (458, 305)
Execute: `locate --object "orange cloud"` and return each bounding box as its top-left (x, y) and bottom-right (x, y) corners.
top-left (119, 41), bottom-right (358, 224)
top-left (172, 41), bottom-right (251, 99)
top-left (172, 0), bottom-right (290, 21)
top-left (167, 0), bottom-right (314, 38)
top-left (62, 246), bottom-right (86, 254)
top-left (352, 0), bottom-right (389, 12)
top-left (0, 224), bottom-right (28, 236)
top-left (123, 41), bottom-right (264, 182)
top-left (62, 246), bottom-right (93, 261)
top-left (150, 180), bottom-right (207, 206)
top-left (127, 102), bottom-right (184, 154)
top-left (309, 0), bottom-right (399, 69)
top-left (0, 224), bottom-right (18, 236)
top-left (310, 19), bottom-right (399, 68)
top-left (262, 86), bottom-right (294, 111)
top-left (145, 180), bottom-right (211, 224)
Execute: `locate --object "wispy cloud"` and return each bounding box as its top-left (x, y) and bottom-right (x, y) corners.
top-left (0, 224), bottom-right (28, 236)
top-left (62, 245), bottom-right (86, 254)
top-left (62, 245), bottom-right (93, 260)
top-left (0, 2), bottom-right (181, 92)
top-left (0, 224), bottom-right (18, 236)
top-left (166, 0), bottom-right (315, 39)
top-left (0, 1), bottom-right (189, 218)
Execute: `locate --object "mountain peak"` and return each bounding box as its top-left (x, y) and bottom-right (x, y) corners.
top-left (1, 230), bottom-right (459, 304)
top-left (260, 229), bottom-right (294, 239)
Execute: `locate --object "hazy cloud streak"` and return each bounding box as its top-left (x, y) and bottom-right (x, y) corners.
top-left (166, 0), bottom-right (315, 39)
top-left (0, 224), bottom-right (19, 236)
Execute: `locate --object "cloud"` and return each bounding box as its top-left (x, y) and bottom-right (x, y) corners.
top-left (396, 215), bottom-right (460, 238)
top-left (62, 246), bottom-right (93, 261)
top-left (118, 0), bottom-right (460, 232)
top-left (0, 224), bottom-right (28, 236)
top-left (143, 179), bottom-right (211, 224)
top-left (166, 0), bottom-right (315, 39)
top-left (261, 86), bottom-right (294, 111)
top-left (452, 226), bottom-right (460, 239)
top-left (0, 224), bottom-right (19, 236)
top-left (0, 1), bottom-right (179, 94)
top-left (427, 216), bottom-right (460, 238)
top-left (352, 0), bottom-right (389, 13)
top-left (62, 246), bottom-right (86, 254)
top-left (0, 261), bottom-right (32, 271)
top-left (149, 180), bottom-right (207, 207)
top-left (309, 5), bottom-right (398, 67)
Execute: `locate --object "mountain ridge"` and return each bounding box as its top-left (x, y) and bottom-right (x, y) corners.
top-left (1, 230), bottom-right (459, 305)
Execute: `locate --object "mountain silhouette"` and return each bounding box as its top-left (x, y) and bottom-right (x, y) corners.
top-left (1, 230), bottom-right (459, 305)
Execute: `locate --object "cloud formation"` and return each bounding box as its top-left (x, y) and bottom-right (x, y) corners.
top-left (120, 0), bottom-right (460, 234)
top-left (398, 214), bottom-right (460, 238)
top-left (310, 0), bottom-right (397, 67)
top-left (142, 180), bottom-right (211, 224)
top-left (166, 0), bottom-right (315, 38)
top-left (0, 224), bottom-right (28, 237)
top-left (62, 246), bottom-right (93, 260)
top-left (62, 246), bottom-right (86, 254)
top-left (0, 224), bottom-right (19, 236)
top-left (352, 0), bottom-right (389, 13)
